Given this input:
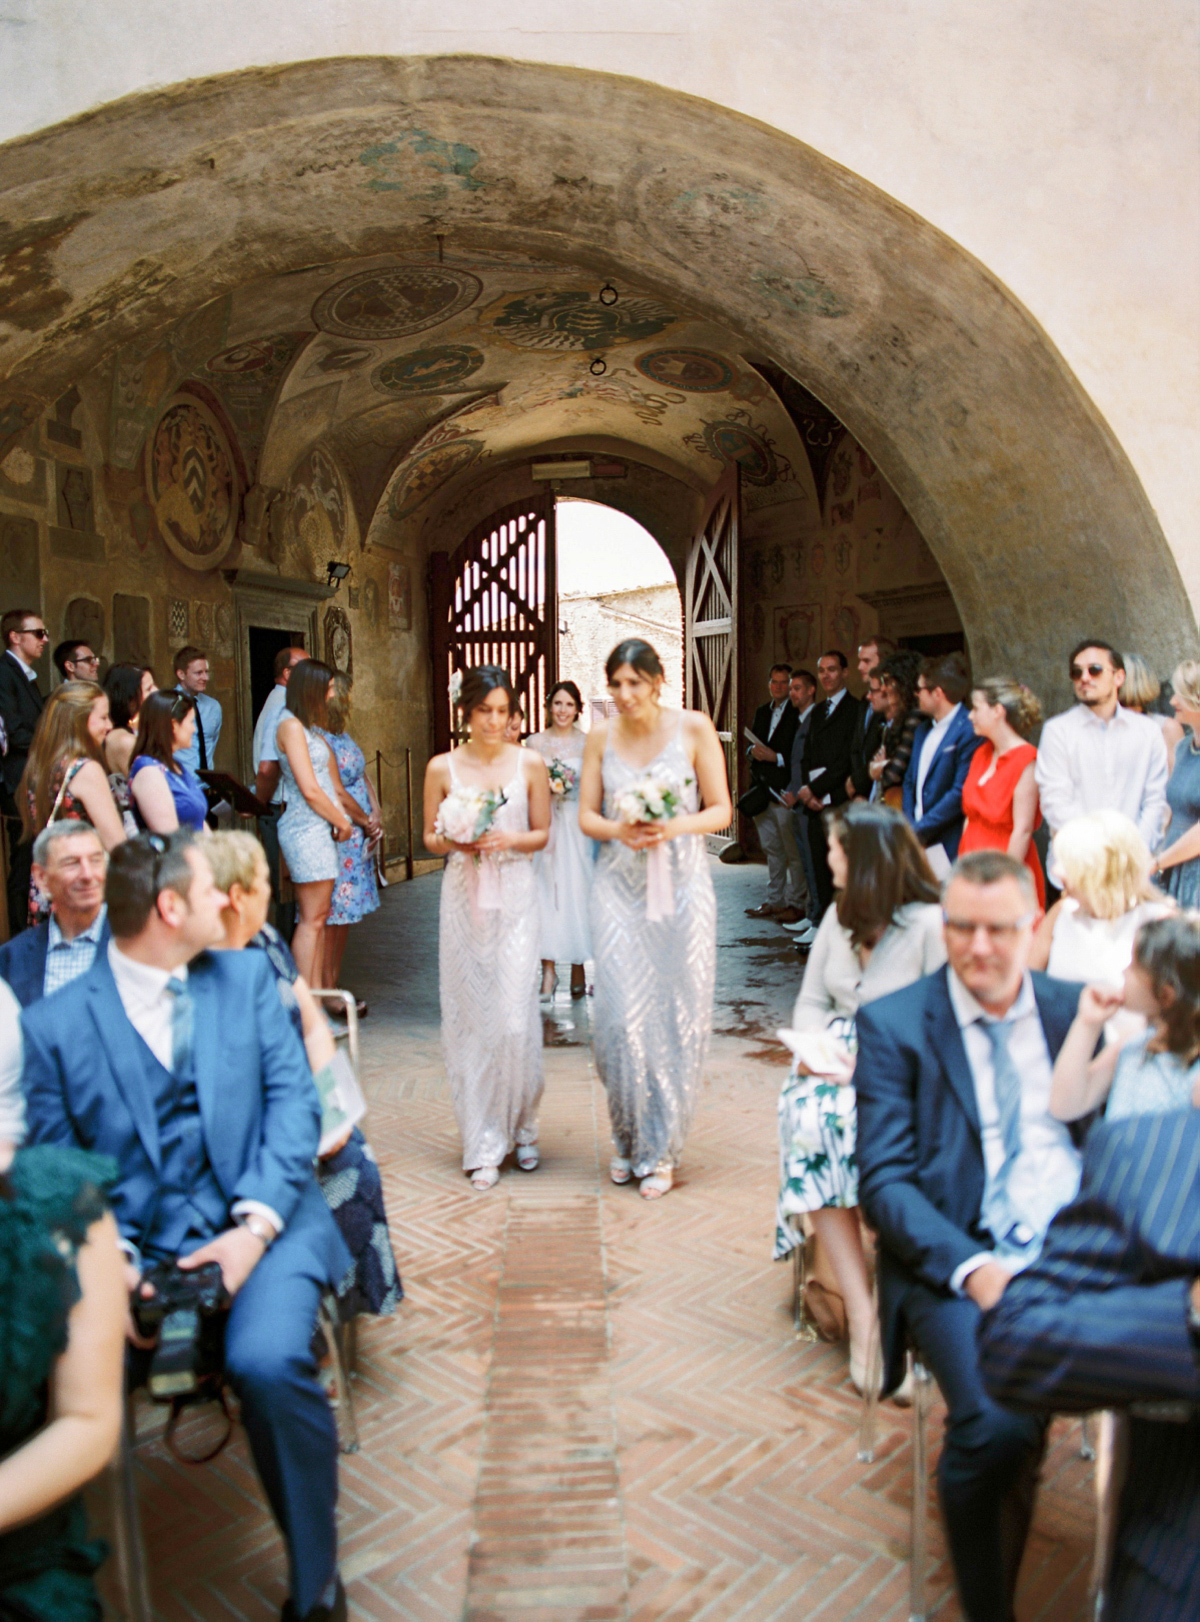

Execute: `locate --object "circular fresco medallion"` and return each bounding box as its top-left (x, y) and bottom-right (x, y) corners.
top-left (372, 344), bottom-right (486, 396)
top-left (145, 397), bottom-right (239, 571)
top-left (702, 420), bottom-right (777, 486)
top-left (388, 440), bottom-right (483, 522)
top-left (312, 267), bottom-right (482, 340)
top-left (635, 348), bottom-right (734, 393)
top-left (480, 289), bottom-right (677, 351)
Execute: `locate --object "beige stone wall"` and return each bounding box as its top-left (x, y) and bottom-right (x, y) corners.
top-left (559, 584), bottom-right (683, 718)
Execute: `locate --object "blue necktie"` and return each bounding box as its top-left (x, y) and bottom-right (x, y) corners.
top-left (980, 1018), bottom-right (1024, 1244)
top-left (166, 975), bottom-right (194, 1077)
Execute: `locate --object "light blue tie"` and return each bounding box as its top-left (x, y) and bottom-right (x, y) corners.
top-left (980, 1018), bottom-right (1025, 1244)
top-left (165, 975), bottom-right (194, 1077)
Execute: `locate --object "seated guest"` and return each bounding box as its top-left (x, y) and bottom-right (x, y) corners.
top-left (979, 1107), bottom-right (1200, 1618)
top-left (205, 831), bottom-right (400, 1321)
top-left (774, 802), bottom-right (944, 1392)
top-left (901, 652), bottom-right (983, 877)
top-left (0, 822), bottom-right (109, 1005)
top-left (128, 689), bottom-right (208, 833)
top-left (21, 832), bottom-right (352, 1622)
top-left (855, 850), bottom-right (1089, 1622)
top-left (959, 677), bottom-right (1046, 905)
top-left (103, 662), bottom-right (157, 834)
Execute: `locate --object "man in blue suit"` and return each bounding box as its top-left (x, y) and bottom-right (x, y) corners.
top-left (980, 1106), bottom-right (1200, 1620)
top-left (902, 651), bottom-right (982, 877)
top-left (21, 832), bottom-right (350, 1622)
top-left (855, 850), bottom-right (1088, 1622)
top-left (0, 821), bottom-right (110, 1005)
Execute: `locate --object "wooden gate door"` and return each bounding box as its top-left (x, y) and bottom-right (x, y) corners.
top-left (429, 493), bottom-right (557, 753)
top-left (684, 464), bottom-right (739, 834)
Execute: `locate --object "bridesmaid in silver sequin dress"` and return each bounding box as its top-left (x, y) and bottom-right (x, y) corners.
top-left (579, 639), bottom-right (733, 1199)
top-left (423, 667), bottom-right (552, 1192)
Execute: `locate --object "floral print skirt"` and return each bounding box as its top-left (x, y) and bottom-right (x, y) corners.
top-left (773, 1068), bottom-right (859, 1260)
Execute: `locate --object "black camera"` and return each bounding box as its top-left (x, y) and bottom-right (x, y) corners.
top-left (132, 1260), bottom-right (230, 1400)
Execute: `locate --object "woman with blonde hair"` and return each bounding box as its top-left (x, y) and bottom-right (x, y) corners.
top-left (1029, 810), bottom-right (1171, 1006)
top-left (1152, 657), bottom-right (1200, 905)
top-left (18, 681), bottom-right (124, 925)
top-left (958, 676), bottom-right (1046, 905)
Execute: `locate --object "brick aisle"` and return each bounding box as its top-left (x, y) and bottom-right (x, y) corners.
top-left (99, 864), bottom-right (1094, 1621)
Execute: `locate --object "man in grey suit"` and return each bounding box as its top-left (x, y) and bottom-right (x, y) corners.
top-left (779, 668), bottom-right (819, 947)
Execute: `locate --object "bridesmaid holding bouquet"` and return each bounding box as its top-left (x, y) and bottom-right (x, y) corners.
top-left (579, 640), bottom-right (732, 1198)
top-left (423, 666), bottom-right (551, 1191)
top-left (528, 680), bottom-right (593, 999)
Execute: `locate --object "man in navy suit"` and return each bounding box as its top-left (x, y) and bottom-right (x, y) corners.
top-left (0, 820), bottom-right (110, 1005)
top-left (21, 832), bottom-right (351, 1622)
top-left (902, 651), bottom-right (982, 878)
top-left (980, 1105), bottom-right (1200, 1620)
top-left (855, 849), bottom-right (1088, 1622)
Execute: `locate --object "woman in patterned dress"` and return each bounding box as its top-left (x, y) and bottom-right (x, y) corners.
top-left (774, 802), bottom-right (943, 1391)
top-left (528, 680), bottom-right (593, 999)
top-left (423, 666), bottom-right (552, 1191)
top-left (317, 674), bottom-right (382, 996)
top-left (578, 639), bottom-right (732, 1200)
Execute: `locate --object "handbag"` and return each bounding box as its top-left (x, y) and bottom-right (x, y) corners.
top-left (736, 781), bottom-right (772, 819)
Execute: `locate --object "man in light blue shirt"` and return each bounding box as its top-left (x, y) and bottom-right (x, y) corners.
top-left (0, 822), bottom-right (110, 1005)
top-left (172, 645), bottom-right (223, 773)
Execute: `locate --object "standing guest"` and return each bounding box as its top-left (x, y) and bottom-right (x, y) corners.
top-left (128, 690), bottom-right (209, 834)
top-left (253, 645), bottom-right (309, 940)
top-left (51, 640), bottom-right (99, 686)
top-left (871, 650), bottom-right (924, 807)
top-left (780, 668), bottom-right (820, 946)
top-left (796, 651), bottom-right (859, 917)
top-left (1151, 658), bottom-right (1200, 905)
top-left (20, 682), bottom-right (124, 926)
top-left (21, 832), bottom-right (352, 1622)
top-left (775, 803), bottom-right (944, 1391)
top-left (744, 664), bottom-right (804, 923)
top-left (0, 822), bottom-right (110, 1005)
top-left (959, 677), bottom-right (1045, 906)
top-left (317, 673), bottom-right (382, 996)
top-left (102, 662), bottom-right (157, 836)
top-left (855, 851), bottom-right (1089, 1622)
top-left (276, 660), bottom-right (354, 990)
top-left (423, 666), bottom-right (551, 1191)
top-left (1035, 639), bottom-right (1168, 850)
top-left (171, 644), bottom-right (222, 773)
top-left (206, 831), bottom-right (401, 1323)
top-left (847, 636), bottom-right (895, 799)
top-left (580, 639), bottom-right (731, 1199)
top-left (528, 680), bottom-right (593, 1000)
top-left (979, 1113), bottom-right (1200, 1620)
top-left (0, 608), bottom-right (48, 935)
top-left (901, 652), bottom-right (982, 878)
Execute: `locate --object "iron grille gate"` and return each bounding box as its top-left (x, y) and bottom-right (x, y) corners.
top-left (684, 464), bottom-right (739, 837)
top-left (429, 493), bottom-right (557, 753)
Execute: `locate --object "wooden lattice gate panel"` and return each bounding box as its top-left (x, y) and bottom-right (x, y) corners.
top-left (429, 494), bottom-right (557, 753)
top-left (685, 465), bottom-right (739, 834)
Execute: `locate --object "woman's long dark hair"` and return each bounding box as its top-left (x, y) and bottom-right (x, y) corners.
top-left (104, 663), bottom-right (147, 732)
top-left (457, 665), bottom-right (516, 717)
top-left (879, 649), bottom-right (923, 715)
top-left (1135, 913), bottom-right (1200, 1064)
top-left (605, 639), bottom-right (664, 683)
top-left (826, 801), bottom-right (940, 949)
top-left (133, 689), bottom-right (192, 773)
top-left (287, 658), bottom-right (334, 729)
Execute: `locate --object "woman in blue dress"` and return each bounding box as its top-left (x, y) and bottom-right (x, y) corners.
top-left (316, 673), bottom-right (382, 994)
top-left (128, 689), bottom-right (209, 832)
top-left (1153, 659), bottom-right (1200, 907)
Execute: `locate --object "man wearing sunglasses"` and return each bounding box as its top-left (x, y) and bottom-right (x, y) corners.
top-left (1035, 639), bottom-right (1168, 851)
top-left (51, 638), bottom-right (100, 684)
top-left (0, 608), bottom-right (49, 935)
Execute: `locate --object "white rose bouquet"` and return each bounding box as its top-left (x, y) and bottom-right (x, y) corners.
top-left (435, 785), bottom-right (507, 846)
top-left (613, 769), bottom-right (692, 826)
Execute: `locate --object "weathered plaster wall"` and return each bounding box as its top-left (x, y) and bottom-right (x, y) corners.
top-left (559, 583), bottom-right (684, 714)
top-left (3, 5), bottom-right (1196, 619)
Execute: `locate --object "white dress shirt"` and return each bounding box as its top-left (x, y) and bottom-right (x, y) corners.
top-left (947, 970), bottom-right (1082, 1293)
top-left (1035, 703), bottom-right (1168, 850)
top-left (252, 683), bottom-right (289, 803)
top-left (5, 647), bottom-right (39, 681)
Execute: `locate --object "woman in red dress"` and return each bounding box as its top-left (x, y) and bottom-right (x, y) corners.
top-left (959, 676), bottom-right (1046, 906)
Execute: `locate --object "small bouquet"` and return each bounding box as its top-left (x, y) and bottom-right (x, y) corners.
top-left (613, 768), bottom-right (693, 922)
top-left (547, 758), bottom-right (579, 799)
top-left (435, 785), bottom-right (507, 846)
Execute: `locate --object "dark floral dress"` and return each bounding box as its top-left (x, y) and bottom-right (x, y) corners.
top-left (316, 730), bottom-right (380, 927)
top-left (0, 1146), bottom-right (116, 1620)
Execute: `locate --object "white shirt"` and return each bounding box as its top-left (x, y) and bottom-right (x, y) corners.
top-left (947, 970), bottom-right (1082, 1293)
top-left (0, 978), bottom-right (25, 1145)
top-left (252, 683), bottom-right (289, 803)
top-left (1035, 703), bottom-right (1168, 850)
top-left (914, 703), bottom-right (961, 822)
top-left (5, 647), bottom-right (39, 680)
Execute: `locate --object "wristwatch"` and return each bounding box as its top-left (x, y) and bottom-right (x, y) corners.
top-left (236, 1213), bottom-right (276, 1248)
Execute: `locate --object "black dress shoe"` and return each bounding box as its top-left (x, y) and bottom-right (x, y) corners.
top-left (282, 1578), bottom-right (346, 1622)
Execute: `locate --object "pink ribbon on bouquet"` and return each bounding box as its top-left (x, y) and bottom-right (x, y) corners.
top-left (465, 852), bottom-right (502, 922)
top-left (645, 842), bottom-right (675, 923)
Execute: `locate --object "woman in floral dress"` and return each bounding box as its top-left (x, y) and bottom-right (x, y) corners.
top-left (317, 674), bottom-right (382, 994)
top-left (774, 802), bottom-right (943, 1391)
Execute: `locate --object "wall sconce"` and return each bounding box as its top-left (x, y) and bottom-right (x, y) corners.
top-left (326, 561), bottom-right (351, 590)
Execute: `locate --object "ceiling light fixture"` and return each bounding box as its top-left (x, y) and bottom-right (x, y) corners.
top-left (531, 459), bottom-right (592, 481)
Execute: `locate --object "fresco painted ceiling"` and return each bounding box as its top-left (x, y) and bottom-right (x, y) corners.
top-left (103, 249), bottom-right (828, 556)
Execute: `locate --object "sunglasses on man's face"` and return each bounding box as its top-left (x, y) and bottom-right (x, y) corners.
top-left (1070, 663), bottom-right (1108, 680)
top-left (21, 627), bottom-right (49, 641)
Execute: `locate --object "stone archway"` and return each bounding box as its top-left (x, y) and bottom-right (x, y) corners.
top-left (0, 54), bottom-right (1192, 694)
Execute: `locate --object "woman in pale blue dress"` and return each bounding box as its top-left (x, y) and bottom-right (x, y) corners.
top-left (1050, 912), bottom-right (1200, 1123)
top-left (276, 658), bottom-right (354, 987)
top-left (317, 673), bottom-right (382, 994)
top-left (1153, 659), bottom-right (1200, 907)
top-left (578, 639), bottom-right (732, 1199)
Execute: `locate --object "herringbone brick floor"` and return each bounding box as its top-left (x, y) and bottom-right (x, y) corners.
top-left (96, 863), bottom-right (1094, 1620)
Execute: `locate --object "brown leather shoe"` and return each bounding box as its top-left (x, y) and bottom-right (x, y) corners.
top-left (745, 903), bottom-right (784, 918)
top-left (774, 907), bottom-right (804, 924)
